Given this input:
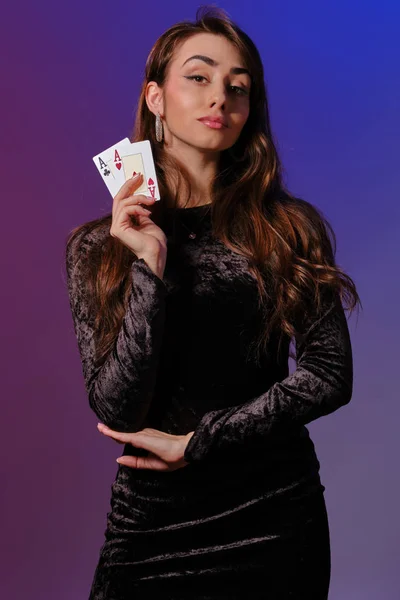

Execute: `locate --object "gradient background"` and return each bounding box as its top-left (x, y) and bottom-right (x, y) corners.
top-left (1, 1), bottom-right (399, 598)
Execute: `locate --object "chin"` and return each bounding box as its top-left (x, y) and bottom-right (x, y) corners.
top-left (189, 135), bottom-right (235, 153)
top-left (198, 144), bottom-right (229, 154)
top-left (173, 130), bottom-right (236, 153)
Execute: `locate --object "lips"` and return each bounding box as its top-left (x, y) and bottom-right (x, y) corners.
top-left (199, 115), bottom-right (228, 127)
top-left (198, 116), bottom-right (228, 127)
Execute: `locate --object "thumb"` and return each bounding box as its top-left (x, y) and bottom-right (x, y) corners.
top-left (114, 172), bottom-right (144, 201)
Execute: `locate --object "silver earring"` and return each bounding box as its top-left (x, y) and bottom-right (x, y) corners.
top-left (155, 112), bottom-right (163, 142)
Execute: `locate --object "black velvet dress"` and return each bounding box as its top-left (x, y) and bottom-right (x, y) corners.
top-left (65, 203), bottom-right (353, 599)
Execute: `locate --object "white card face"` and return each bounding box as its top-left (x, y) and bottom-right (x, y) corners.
top-left (121, 153), bottom-right (146, 193)
top-left (92, 138), bottom-right (131, 197)
top-left (119, 140), bottom-right (160, 201)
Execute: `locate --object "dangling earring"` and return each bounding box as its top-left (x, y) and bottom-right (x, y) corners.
top-left (155, 112), bottom-right (163, 142)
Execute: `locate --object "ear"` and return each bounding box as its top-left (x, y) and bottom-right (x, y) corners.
top-left (145, 81), bottom-right (164, 118)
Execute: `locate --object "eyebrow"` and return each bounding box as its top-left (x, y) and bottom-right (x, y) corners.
top-left (181, 54), bottom-right (251, 79)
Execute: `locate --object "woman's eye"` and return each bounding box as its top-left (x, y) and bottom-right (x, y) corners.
top-left (230, 86), bottom-right (248, 96)
top-left (185, 75), bottom-right (207, 83)
top-left (185, 76), bottom-right (248, 96)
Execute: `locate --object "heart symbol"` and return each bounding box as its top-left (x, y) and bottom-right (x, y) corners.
top-left (116, 162), bottom-right (121, 170)
top-left (132, 171), bottom-right (137, 176)
top-left (148, 178), bottom-right (154, 185)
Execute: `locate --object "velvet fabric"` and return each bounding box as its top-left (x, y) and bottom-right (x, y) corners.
top-left (66, 204), bottom-right (353, 599)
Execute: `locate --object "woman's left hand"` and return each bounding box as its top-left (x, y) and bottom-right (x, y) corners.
top-left (97, 423), bottom-right (195, 472)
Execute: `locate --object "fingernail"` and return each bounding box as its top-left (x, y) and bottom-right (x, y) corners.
top-left (131, 172), bottom-right (142, 180)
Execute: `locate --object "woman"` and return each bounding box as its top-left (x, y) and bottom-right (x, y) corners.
top-left (66, 6), bottom-right (360, 599)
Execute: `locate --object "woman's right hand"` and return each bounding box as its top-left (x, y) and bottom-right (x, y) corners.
top-left (110, 173), bottom-right (167, 269)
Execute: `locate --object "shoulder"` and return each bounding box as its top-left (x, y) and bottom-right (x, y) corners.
top-left (66, 219), bottom-right (110, 270)
top-left (66, 220), bottom-right (110, 259)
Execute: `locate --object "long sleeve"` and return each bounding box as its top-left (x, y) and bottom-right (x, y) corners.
top-left (65, 229), bottom-right (167, 432)
top-left (184, 287), bottom-right (353, 463)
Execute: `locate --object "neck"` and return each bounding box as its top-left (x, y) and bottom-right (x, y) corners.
top-left (163, 139), bottom-right (219, 208)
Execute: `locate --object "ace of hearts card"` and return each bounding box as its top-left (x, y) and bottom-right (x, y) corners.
top-left (93, 139), bottom-right (160, 200)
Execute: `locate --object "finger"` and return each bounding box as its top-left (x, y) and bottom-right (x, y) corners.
top-left (139, 428), bottom-right (178, 439)
top-left (97, 424), bottom-right (163, 450)
top-left (140, 428), bottom-right (166, 435)
top-left (130, 206), bottom-right (152, 217)
top-left (116, 454), bottom-right (171, 471)
top-left (122, 194), bottom-right (156, 207)
top-left (113, 173), bottom-right (144, 202)
top-left (97, 424), bottom-right (137, 444)
top-left (112, 200), bottom-right (153, 225)
top-left (125, 431), bottom-right (172, 456)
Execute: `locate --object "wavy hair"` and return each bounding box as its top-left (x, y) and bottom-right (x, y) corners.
top-left (65, 5), bottom-right (361, 367)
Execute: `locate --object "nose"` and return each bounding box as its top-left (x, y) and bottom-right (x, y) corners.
top-left (208, 83), bottom-right (227, 110)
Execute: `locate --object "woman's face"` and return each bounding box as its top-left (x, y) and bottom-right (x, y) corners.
top-left (150, 33), bottom-right (252, 154)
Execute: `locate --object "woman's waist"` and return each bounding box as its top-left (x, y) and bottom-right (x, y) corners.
top-left (115, 426), bottom-right (321, 498)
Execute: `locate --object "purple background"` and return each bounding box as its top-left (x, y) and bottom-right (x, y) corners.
top-left (1, 1), bottom-right (399, 598)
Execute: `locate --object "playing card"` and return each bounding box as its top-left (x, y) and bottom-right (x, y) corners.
top-left (119, 140), bottom-right (160, 201)
top-left (92, 137), bottom-right (132, 197)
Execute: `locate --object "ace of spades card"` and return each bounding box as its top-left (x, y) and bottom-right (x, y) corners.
top-left (92, 137), bottom-right (132, 197)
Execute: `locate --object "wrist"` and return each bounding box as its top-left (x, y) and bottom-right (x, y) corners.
top-left (185, 431), bottom-right (195, 446)
top-left (181, 431), bottom-right (195, 465)
top-left (137, 252), bottom-right (166, 280)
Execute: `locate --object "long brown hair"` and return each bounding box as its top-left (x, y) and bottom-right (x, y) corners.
top-left (66, 5), bottom-right (361, 367)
